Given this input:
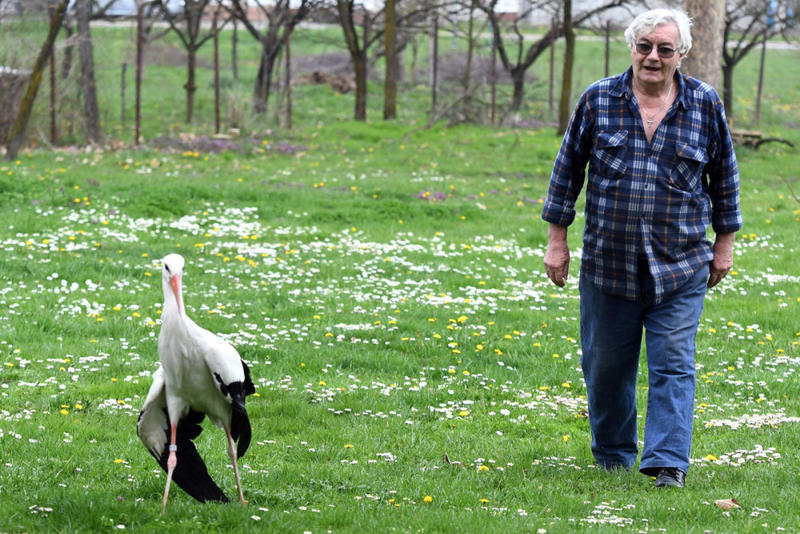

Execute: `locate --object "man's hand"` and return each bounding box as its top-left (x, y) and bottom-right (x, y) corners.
top-left (708, 232), bottom-right (735, 288)
top-left (544, 224), bottom-right (570, 287)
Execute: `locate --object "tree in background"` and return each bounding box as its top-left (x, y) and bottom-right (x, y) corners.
top-left (337, 0), bottom-right (436, 121)
top-left (477, 0), bottom-right (628, 114)
top-left (5, 0), bottom-right (70, 160)
top-left (76, 0), bottom-right (102, 143)
top-left (721, 0), bottom-right (798, 121)
top-left (226, 0), bottom-right (315, 117)
top-left (337, 0), bottom-right (371, 121)
top-left (557, 0), bottom-right (574, 135)
top-left (682, 0), bottom-right (724, 92)
top-left (60, 0), bottom-right (118, 80)
top-left (159, 0), bottom-right (217, 123)
top-left (383, 0), bottom-right (399, 119)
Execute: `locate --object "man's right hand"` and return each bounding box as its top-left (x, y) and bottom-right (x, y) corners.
top-left (544, 224), bottom-right (570, 287)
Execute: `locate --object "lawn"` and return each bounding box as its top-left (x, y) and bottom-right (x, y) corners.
top-left (1, 16), bottom-right (800, 534)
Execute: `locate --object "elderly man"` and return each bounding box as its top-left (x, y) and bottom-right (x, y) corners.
top-left (541, 8), bottom-right (742, 488)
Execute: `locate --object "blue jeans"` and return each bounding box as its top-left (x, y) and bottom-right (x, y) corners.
top-left (579, 263), bottom-right (708, 475)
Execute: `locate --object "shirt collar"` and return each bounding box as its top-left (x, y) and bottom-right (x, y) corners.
top-left (611, 67), bottom-right (690, 110)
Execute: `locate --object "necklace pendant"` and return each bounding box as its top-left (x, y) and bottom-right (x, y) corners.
top-left (646, 119), bottom-right (654, 126)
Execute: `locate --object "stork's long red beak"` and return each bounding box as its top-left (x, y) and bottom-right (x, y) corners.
top-left (169, 274), bottom-right (182, 314)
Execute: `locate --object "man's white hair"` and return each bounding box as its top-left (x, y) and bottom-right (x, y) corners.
top-left (624, 8), bottom-right (693, 55)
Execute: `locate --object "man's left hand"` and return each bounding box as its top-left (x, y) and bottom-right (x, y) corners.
top-left (708, 232), bottom-right (736, 288)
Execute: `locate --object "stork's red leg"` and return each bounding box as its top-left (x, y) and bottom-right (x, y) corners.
top-left (161, 424), bottom-right (178, 514)
top-left (225, 426), bottom-right (248, 505)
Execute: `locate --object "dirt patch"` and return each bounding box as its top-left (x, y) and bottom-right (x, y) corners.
top-left (138, 43), bottom-right (214, 69)
top-left (292, 52), bottom-right (352, 77)
top-left (148, 134), bottom-right (306, 154)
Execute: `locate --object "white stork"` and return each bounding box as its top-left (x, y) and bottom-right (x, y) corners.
top-left (138, 253), bottom-right (255, 512)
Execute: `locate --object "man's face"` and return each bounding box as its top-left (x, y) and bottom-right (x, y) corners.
top-left (631, 23), bottom-right (684, 88)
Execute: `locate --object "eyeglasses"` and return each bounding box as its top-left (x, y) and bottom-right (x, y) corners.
top-left (635, 42), bottom-right (677, 58)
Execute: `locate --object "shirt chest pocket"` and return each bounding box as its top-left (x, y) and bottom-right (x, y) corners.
top-left (591, 130), bottom-right (628, 179)
top-left (670, 141), bottom-right (708, 193)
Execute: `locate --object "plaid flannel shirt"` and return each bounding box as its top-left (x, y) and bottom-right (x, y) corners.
top-left (542, 67), bottom-right (743, 302)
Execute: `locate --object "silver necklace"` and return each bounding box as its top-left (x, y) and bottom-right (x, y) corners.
top-left (638, 81), bottom-right (673, 128)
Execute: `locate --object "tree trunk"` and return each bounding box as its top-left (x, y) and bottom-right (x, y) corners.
top-left (135, 1), bottom-right (143, 145)
top-left (722, 63), bottom-right (733, 119)
top-left (336, 0), bottom-right (367, 121)
top-left (548, 16), bottom-right (555, 117)
top-left (461, 0), bottom-right (476, 118)
top-left (682, 0), bottom-right (725, 92)
top-left (61, 24), bottom-right (74, 79)
top-left (510, 68), bottom-right (525, 112)
top-left (232, 18), bottom-right (239, 81)
top-left (754, 32), bottom-right (767, 125)
top-left (185, 47), bottom-right (197, 123)
top-left (5, 0), bottom-right (69, 160)
top-left (76, 0), bottom-right (102, 144)
top-left (353, 52), bottom-right (367, 121)
top-left (410, 38), bottom-right (419, 86)
top-left (430, 12), bottom-right (438, 115)
top-left (557, 0), bottom-right (574, 136)
top-left (355, 13), bottom-right (369, 121)
top-left (49, 4), bottom-right (58, 145)
top-left (253, 49), bottom-right (276, 115)
top-left (213, 6), bottom-right (220, 134)
top-left (604, 19), bottom-right (611, 78)
top-left (383, 0), bottom-right (398, 120)
top-left (285, 25), bottom-right (292, 129)
top-left (490, 29), bottom-right (496, 125)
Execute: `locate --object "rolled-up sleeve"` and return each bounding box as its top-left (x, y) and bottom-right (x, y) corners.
top-left (706, 100), bottom-right (743, 234)
top-left (542, 91), bottom-right (593, 227)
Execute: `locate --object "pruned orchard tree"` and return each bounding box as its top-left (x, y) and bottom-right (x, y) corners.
top-left (225, 0), bottom-right (316, 116)
top-left (721, 0), bottom-right (799, 120)
top-left (477, 0), bottom-right (629, 113)
top-left (337, 0), bottom-right (372, 121)
top-left (159, 0), bottom-right (222, 123)
top-left (337, 0), bottom-right (439, 121)
top-left (60, 0), bottom-right (119, 80)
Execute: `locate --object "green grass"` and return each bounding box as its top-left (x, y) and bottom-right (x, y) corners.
top-left (2, 17), bottom-right (800, 534)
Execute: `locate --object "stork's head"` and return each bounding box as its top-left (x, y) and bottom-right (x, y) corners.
top-left (161, 253), bottom-right (185, 315)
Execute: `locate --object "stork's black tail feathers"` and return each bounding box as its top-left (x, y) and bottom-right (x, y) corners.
top-left (152, 410), bottom-right (229, 503)
top-left (231, 359), bottom-right (256, 459)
